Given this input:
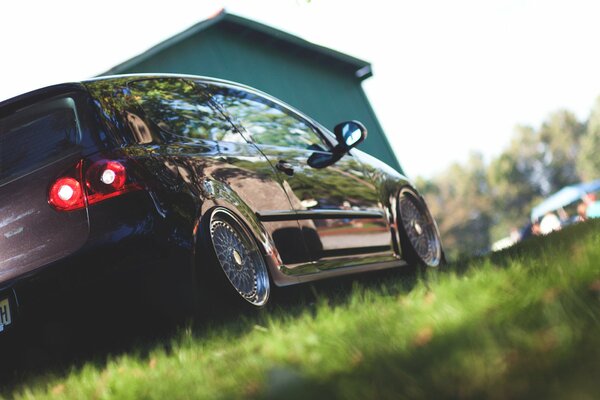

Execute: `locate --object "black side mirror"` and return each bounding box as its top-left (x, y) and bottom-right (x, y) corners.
top-left (308, 120), bottom-right (368, 169)
top-left (333, 120), bottom-right (367, 151)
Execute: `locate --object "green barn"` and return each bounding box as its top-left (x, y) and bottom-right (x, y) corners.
top-left (102, 10), bottom-right (402, 173)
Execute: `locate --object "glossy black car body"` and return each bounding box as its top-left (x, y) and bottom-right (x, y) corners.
top-left (0, 74), bottom-right (443, 333)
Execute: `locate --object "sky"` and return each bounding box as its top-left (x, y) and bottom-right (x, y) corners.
top-left (2, 0), bottom-right (600, 178)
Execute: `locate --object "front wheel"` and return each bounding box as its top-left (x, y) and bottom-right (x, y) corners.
top-left (397, 187), bottom-right (443, 268)
top-left (202, 208), bottom-right (270, 308)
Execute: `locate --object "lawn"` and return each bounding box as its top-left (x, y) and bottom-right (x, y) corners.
top-left (3, 220), bottom-right (600, 399)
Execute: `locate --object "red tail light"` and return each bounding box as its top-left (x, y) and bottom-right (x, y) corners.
top-left (48, 177), bottom-right (85, 210)
top-left (48, 158), bottom-right (142, 211)
top-left (85, 160), bottom-right (141, 206)
top-left (91, 160), bottom-right (127, 191)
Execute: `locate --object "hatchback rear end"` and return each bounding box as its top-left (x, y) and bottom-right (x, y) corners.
top-left (0, 88), bottom-right (93, 332)
top-left (0, 83), bottom-right (190, 336)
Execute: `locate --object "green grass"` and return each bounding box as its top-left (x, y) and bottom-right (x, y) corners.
top-left (5, 221), bottom-right (600, 399)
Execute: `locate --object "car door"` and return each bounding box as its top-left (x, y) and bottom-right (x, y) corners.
top-left (211, 86), bottom-right (396, 272)
top-left (126, 77), bottom-right (313, 269)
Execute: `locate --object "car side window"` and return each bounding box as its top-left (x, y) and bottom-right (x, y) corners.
top-left (210, 88), bottom-right (329, 151)
top-left (128, 78), bottom-right (243, 144)
top-left (0, 97), bottom-right (81, 183)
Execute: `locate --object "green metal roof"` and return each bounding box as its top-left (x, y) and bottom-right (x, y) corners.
top-left (103, 10), bottom-right (373, 80)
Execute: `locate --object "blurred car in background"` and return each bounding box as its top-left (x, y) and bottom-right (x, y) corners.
top-left (492, 180), bottom-right (600, 252)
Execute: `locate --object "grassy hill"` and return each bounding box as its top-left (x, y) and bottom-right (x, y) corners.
top-left (4, 221), bottom-right (600, 399)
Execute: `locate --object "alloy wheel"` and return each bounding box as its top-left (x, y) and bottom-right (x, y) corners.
top-left (209, 210), bottom-right (270, 306)
top-left (398, 190), bottom-right (442, 267)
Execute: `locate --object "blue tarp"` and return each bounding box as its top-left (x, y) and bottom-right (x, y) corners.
top-left (531, 179), bottom-right (600, 221)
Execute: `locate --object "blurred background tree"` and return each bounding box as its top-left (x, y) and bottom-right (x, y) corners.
top-left (418, 101), bottom-right (598, 260)
top-left (578, 97), bottom-right (600, 181)
top-left (537, 110), bottom-right (585, 192)
top-left (418, 153), bottom-right (493, 258)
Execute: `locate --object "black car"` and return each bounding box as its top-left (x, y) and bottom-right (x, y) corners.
top-left (0, 74), bottom-right (443, 333)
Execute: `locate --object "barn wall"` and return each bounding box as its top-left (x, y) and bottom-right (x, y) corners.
top-left (111, 26), bottom-right (402, 172)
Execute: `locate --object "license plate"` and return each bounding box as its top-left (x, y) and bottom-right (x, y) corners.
top-left (0, 298), bottom-right (11, 331)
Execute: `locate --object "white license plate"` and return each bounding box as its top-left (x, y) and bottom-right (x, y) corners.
top-left (0, 298), bottom-right (11, 331)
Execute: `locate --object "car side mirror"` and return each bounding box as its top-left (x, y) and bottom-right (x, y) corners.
top-left (334, 120), bottom-right (367, 151)
top-left (308, 121), bottom-right (368, 169)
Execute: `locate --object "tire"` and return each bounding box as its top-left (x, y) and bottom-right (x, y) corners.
top-left (199, 207), bottom-right (270, 309)
top-left (397, 187), bottom-right (443, 268)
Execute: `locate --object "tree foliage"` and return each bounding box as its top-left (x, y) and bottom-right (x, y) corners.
top-left (420, 104), bottom-right (598, 260)
top-left (578, 97), bottom-right (600, 181)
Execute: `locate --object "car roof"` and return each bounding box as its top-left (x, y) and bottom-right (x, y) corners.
top-left (2, 74), bottom-right (335, 142)
top-left (83, 73), bottom-right (278, 100)
top-left (2, 73), bottom-right (306, 118)
top-left (0, 74), bottom-right (249, 117)
top-left (84, 73), bottom-right (334, 133)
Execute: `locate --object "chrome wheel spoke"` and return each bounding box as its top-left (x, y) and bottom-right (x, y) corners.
top-left (209, 212), bottom-right (269, 306)
top-left (399, 191), bottom-right (442, 267)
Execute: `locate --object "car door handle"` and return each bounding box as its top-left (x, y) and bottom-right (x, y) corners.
top-left (275, 160), bottom-right (295, 176)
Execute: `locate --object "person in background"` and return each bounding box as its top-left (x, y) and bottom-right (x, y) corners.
top-left (519, 222), bottom-right (534, 240)
top-left (584, 193), bottom-right (600, 219)
top-left (531, 220), bottom-right (542, 236)
top-left (577, 201), bottom-right (588, 222)
top-left (556, 207), bottom-right (569, 222)
top-left (510, 227), bottom-right (521, 243)
top-left (540, 212), bottom-right (561, 235)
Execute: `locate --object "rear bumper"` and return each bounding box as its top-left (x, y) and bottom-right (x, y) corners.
top-left (0, 239), bottom-right (195, 339)
top-left (0, 191), bottom-right (198, 337)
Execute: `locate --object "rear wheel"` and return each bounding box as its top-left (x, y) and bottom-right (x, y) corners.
top-left (202, 208), bottom-right (270, 308)
top-left (397, 187), bottom-right (443, 268)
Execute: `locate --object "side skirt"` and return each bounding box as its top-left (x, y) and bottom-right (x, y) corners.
top-left (274, 259), bottom-right (407, 286)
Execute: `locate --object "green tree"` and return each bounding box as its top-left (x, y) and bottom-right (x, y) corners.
top-left (420, 152), bottom-right (493, 259)
top-left (417, 104), bottom-right (593, 260)
top-left (485, 125), bottom-right (544, 240)
top-left (537, 109), bottom-right (585, 191)
top-left (578, 96), bottom-right (600, 180)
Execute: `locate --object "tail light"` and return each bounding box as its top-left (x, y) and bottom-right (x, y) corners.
top-left (84, 159), bottom-right (141, 206)
top-left (49, 177), bottom-right (85, 210)
top-left (48, 158), bottom-right (142, 211)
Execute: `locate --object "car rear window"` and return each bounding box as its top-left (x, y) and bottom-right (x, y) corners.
top-left (0, 97), bottom-right (81, 183)
top-left (128, 78), bottom-right (243, 143)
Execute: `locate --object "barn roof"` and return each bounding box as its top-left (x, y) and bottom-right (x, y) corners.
top-left (103, 10), bottom-right (373, 80)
